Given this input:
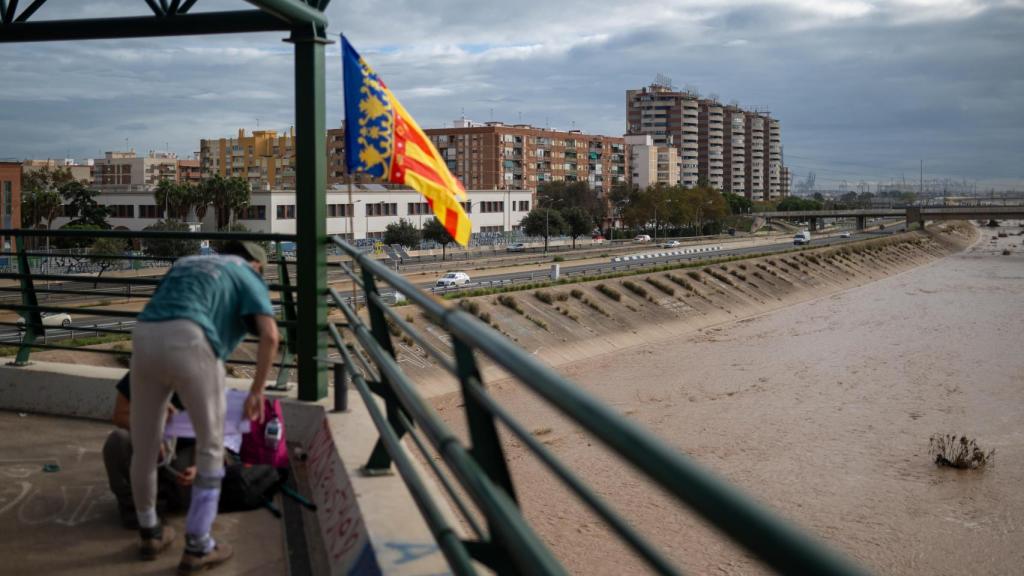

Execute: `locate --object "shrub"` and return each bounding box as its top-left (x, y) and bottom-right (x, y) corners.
top-left (929, 434), bottom-right (994, 469)
top-left (570, 288), bottom-right (584, 300)
top-left (686, 270), bottom-right (701, 281)
top-left (729, 270), bottom-right (746, 281)
top-left (738, 263), bottom-right (748, 270)
top-left (1002, 249), bottom-right (1011, 256)
top-left (645, 277), bottom-right (675, 296)
top-left (555, 292), bottom-right (569, 301)
top-left (534, 290), bottom-right (554, 305)
top-left (553, 256), bottom-right (565, 262)
top-left (666, 273), bottom-right (694, 292)
top-left (459, 299), bottom-right (480, 316)
top-left (705, 267), bottom-right (735, 286)
top-left (525, 314), bottom-right (549, 330)
top-left (622, 280), bottom-right (648, 298)
top-left (596, 284), bottom-right (622, 301)
top-left (496, 294), bottom-right (524, 315)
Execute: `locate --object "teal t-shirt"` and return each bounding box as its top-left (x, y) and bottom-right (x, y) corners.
top-left (138, 255), bottom-right (274, 360)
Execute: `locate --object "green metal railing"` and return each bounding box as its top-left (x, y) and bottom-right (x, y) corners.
top-left (326, 235), bottom-right (869, 576)
top-left (0, 228), bottom-right (300, 388)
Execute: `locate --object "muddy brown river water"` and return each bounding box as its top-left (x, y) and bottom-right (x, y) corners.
top-left (455, 227), bottom-right (1024, 575)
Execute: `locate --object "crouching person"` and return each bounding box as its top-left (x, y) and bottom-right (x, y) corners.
top-left (103, 373), bottom-right (195, 528)
top-left (129, 240), bottom-right (279, 573)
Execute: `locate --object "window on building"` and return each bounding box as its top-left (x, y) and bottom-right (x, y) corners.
top-left (479, 201), bottom-right (504, 213)
top-left (276, 204), bottom-right (296, 219)
top-left (237, 205), bottom-right (267, 220)
top-left (517, 200), bottom-right (530, 211)
top-left (480, 225), bottom-right (503, 233)
top-left (407, 202), bottom-right (431, 216)
top-left (138, 205), bottom-right (165, 219)
top-left (365, 202), bottom-right (397, 217)
top-left (461, 201), bottom-right (471, 214)
top-left (108, 205), bottom-right (135, 219)
top-left (327, 204), bottom-right (353, 218)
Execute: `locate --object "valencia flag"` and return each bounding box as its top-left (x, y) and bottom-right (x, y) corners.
top-left (342, 36), bottom-right (472, 246)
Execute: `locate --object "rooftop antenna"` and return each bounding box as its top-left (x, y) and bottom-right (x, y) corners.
top-left (489, 108), bottom-right (493, 121)
top-left (256, 118), bottom-right (260, 129)
top-left (518, 111), bottom-right (522, 123)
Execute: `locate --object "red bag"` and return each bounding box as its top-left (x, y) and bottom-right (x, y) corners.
top-left (240, 396), bottom-right (289, 468)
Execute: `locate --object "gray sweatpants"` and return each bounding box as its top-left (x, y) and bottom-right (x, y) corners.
top-left (129, 319), bottom-right (226, 517)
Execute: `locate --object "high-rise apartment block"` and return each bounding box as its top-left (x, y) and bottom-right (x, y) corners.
top-left (200, 128), bottom-right (295, 191)
top-left (627, 83), bottom-right (786, 201)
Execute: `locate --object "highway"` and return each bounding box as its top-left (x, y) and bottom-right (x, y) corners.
top-left (0, 225), bottom-right (902, 345)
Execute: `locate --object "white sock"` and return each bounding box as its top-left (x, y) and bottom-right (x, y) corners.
top-left (137, 507), bottom-right (158, 529)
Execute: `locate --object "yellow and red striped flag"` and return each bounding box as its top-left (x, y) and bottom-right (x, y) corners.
top-left (342, 36), bottom-right (472, 246)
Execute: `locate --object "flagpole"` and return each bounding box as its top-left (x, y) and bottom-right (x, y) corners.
top-left (348, 172), bottom-right (357, 309)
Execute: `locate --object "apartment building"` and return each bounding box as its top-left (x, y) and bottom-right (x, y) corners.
top-left (200, 128), bottom-right (295, 191)
top-left (56, 185), bottom-right (534, 240)
top-left (177, 158), bottom-right (202, 186)
top-left (698, 101), bottom-right (725, 190)
top-left (22, 159), bottom-right (92, 184)
top-left (780, 166), bottom-right (791, 197)
top-left (722, 106), bottom-right (746, 196)
top-left (0, 161), bottom-right (22, 249)
top-left (420, 120), bottom-right (627, 194)
top-left (626, 134), bottom-right (679, 190)
top-left (627, 83), bottom-right (787, 200)
top-left (745, 113), bottom-right (766, 201)
top-left (91, 151), bottom-right (178, 192)
top-left (767, 118), bottom-right (782, 200)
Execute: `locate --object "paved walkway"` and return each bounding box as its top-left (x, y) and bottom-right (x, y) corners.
top-left (0, 411), bottom-right (286, 575)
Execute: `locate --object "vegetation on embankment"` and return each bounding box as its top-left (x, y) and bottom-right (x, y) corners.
top-left (393, 224), bottom-right (977, 390)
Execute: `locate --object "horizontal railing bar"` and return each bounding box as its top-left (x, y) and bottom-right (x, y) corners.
top-left (327, 286), bottom-right (566, 575)
top-left (0, 228), bottom-right (295, 241)
top-left (0, 251), bottom-right (175, 262)
top-left (324, 322), bottom-right (479, 576)
top-left (0, 304), bottom-right (138, 318)
top-left (365, 290), bottom-right (456, 373)
top-left (7, 342), bottom-right (132, 355)
top-left (461, 377), bottom-right (681, 576)
top-left (0, 286), bottom-right (152, 299)
top-left (0, 272), bottom-right (163, 285)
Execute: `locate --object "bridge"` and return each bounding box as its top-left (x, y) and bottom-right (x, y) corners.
top-left (0, 2), bottom-right (872, 575)
top-left (759, 206), bottom-right (1024, 232)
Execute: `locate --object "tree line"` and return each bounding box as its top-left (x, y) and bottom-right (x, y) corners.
top-left (19, 165), bottom-right (255, 259)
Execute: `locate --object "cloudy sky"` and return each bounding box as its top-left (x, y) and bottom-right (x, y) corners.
top-left (1, 0), bottom-right (1022, 190)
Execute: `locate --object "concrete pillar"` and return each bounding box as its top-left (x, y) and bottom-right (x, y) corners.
top-left (809, 217), bottom-right (818, 232)
top-left (856, 216), bottom-right (866, 231)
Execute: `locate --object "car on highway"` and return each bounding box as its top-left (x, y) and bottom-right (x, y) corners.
top-left (16, 312), bottom-right (72, 330)
top-left (506, 243), bottom-right (526, 252)
top-left (633, 234), bottom-right (652, 243)
top-left (840, 231), bottom-right (852, 238)
top-left (435, 271), bottom-right (471, 288)
top-left (660, 240), bottom-right (681, 248)
top-left (793, 231), bottom-right (812, 245)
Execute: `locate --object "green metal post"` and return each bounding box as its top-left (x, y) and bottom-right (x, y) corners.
top-left (272, 255), bottom-right (297, 390)
top-left (13, 235), bottom-right (41, 366)
top-left (361, 268), bottom-right (404, 474)
top-left (291, 24), bottom-right (329, 401)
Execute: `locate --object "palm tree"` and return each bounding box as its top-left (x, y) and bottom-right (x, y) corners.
top-left (207, 175), bottom-right (251, 230)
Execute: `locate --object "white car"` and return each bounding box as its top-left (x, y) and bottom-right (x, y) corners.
top-left (661, 240), bottom-right (680, 248)
top-left (839, 231), bottom-right (852, 238)
top-left (633, 234), bottom-right (652, 243)
top-left (435, 272), bottom-right (471, 288)
top-left (17, 312), bottom-right (72, 330)
top-left (506, 243), bottom-right (526, 253)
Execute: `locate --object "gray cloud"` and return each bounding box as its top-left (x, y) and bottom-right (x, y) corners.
top-left (0, 0), bottom-right (1020, 189)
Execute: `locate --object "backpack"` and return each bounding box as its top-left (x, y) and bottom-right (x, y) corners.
top-left (240, 396), bottom-right (289, 468)
top-left (220, 464), bottom-right (281, 512)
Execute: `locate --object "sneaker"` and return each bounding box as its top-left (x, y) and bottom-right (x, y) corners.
top-left (177, 541), bottom-right (233, 574)
top-left (139, 524), bottom-right (176, 560)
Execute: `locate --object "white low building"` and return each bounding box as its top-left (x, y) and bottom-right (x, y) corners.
top-left (52, 185), bottom-right (535, 240)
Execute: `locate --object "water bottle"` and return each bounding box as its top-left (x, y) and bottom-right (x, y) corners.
top-left (264, 417), bottom-right (282, 450)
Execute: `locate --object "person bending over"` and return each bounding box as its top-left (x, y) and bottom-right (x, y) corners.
top-left (129, 240), bottom-right (278, 574)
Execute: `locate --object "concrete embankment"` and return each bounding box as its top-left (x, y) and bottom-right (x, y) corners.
top-left (401, 223), bottom-right (977, 397)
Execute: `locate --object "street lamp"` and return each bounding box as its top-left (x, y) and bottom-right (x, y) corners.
top-left (539, 195), bottom-right (564, 253)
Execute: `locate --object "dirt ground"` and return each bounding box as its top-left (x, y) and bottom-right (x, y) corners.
top-left (432, 222), bottom-right (1024, 574)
